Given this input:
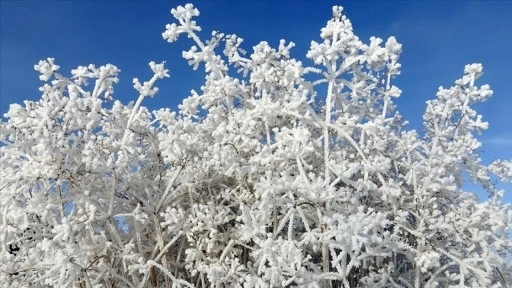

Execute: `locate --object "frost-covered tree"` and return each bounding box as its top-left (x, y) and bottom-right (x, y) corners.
top-left (1, 3), bottom-right (511, 288)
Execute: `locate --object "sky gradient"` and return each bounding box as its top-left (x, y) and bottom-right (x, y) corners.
top-left (1, 1), bottom-right (511, 202)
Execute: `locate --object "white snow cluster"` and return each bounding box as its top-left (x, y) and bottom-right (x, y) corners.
top-left (1, 3), bottom-right (511, 287)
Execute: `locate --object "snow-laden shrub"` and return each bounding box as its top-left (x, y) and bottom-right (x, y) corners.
top-left (1, 3), bottom-right (511, 287)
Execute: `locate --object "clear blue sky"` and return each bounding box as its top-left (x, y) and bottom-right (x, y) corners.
top-left (1, 1), bottom-right (511, 202)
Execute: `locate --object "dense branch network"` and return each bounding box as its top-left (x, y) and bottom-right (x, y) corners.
top-left (0, 3), bottom-right (511, 288)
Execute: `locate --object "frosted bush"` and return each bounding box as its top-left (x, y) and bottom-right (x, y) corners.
top-left (1, 3), bottom-right (511, 288)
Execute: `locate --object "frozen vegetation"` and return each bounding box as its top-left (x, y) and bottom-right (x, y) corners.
top-left (0, 3), bottom-right (511, 287)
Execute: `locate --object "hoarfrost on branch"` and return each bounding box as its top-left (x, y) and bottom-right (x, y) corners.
top-left (1, 3), bottom-right (511, 288)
